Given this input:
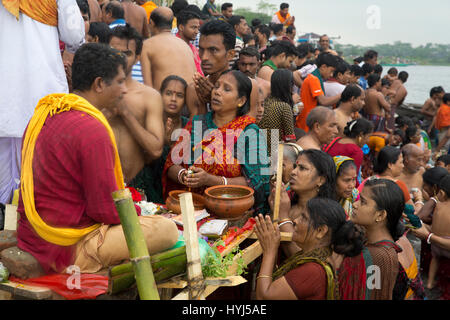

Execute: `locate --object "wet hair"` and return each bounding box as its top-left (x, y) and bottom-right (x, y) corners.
top-left (177, 9), bottom-right (201, 27)
top-left (266, 40), bottom-right (297, 59)
top-left (364, 179), bottom-right (405, 241)
top-left (340, 84), bottom-right (362, 103)
top-left (239, 46), bottom-right (260, 60)
top-left (367, 73), bottom-right (381, 87)
top-left (343, 118), bottom-right (374, 139)
top-left (160, 75), bottom-right (188, 93)
top-left (316, 52), bottom-right (339, 68)
top-left (280, 3), bottom-right (289, 9)
top-left (271, 69), bottom-right (294, 106)
top-left (109, 24), bottom-right (143, 55)
top-left (297, 149), bottom-right (337, 200)
top-left (404, 126), bottom-right (419, 144)
top-left (104, 1), bottom-right (124, 19)
top-left (72, 43), bottom-right (126, 92)
top-left (381, 78), bottom-right (391, 87)
top-left (219, 70), bottom-right (252, 117)
top-left (439, 175), bottom-right (450, 197)
top-left (350, 64), bottom-right (363, 77)
top-left (170, 0), bottom-right (189, 16)
top-left (150, 9), bottom-right (174, 30)
top-left (387, 67), bottom-right (398, 76)
top-left (361, 63), bottom-right (374, 76)
top-left (200, 19), bottom-right (236, 51)
top-left (436, 154), bottom-right (450, 166)
top-left (443, 93), bottom-right (450, 104)
top-left (333, 60), bottom-right (350, 78)
top-left (76, 0), bottom-right (90, 18)
top-left (306, 106), bottom-right (334, 130)
top-left (374, 64), bottom-right (383, 75)
top-left (398, 71), bottom-right (409, 83)
top-left (430, 86), bottom-right (445, 97)
top-left (363, 49), bottom-right (378, 61)
top-left (306, 198), bottom-right (364, 257)
top-left (221, 2), bottom-right (233, 11)
top-left (373, 146), bottom-right (401, 174)
top-left (423, 167), bottom-right (449, 187)
top-left (87, 22), bottom-right (112, 43)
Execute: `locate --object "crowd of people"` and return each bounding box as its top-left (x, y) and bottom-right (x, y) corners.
top-left (0, 0), bottom-right (449, 301)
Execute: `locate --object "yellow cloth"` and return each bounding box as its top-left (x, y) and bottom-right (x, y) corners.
top-left (141, 0), bottom-right (157, 23)
top-left (404, 255), bottom-right (418, 299)
top-left (20, 93), bottom-right (125, 246)
top-left (2, 0), bottom-right (58, 26)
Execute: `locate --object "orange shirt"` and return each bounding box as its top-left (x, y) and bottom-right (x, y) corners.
top-left (436, 103), bottom-right (450, 130)
top-left (296, 73), bottom-right (324, 131)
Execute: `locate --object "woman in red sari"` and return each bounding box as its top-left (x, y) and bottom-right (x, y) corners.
top-left (162, 70), bottom-right (270, 213)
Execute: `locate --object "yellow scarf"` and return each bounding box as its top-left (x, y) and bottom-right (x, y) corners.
top-left (2, 0), bottom-right (58, 26)
top-left (21, 93), bottom-right (124, 246)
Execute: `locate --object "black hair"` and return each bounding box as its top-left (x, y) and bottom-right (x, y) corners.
top-left (315, 52), bottom-right (339, 68)
top-left (286, 25), bottom-right (296, 35)
top-left (387, 67), bottom-right (398, 76)
top-left (306, 198), bottom-right (364, 257)
top-left (280, 3), bottom-right (289, 10)
top-left (333, 60), bottom-right (350, 78)
top-left (251, 18), bottom-right (262, 27)
top-left (381, 78), bottom-right (391, 87)
top-left (364, 179), bottom-right (405, 241)
top-left (367, 73), bottom-right (381, 87)
top-left (177, 9), bottom-right (201, 27)
top-left (87, 22), bottom-right (112, 43)
top-left (353, 56), bottom-right (363, 64)
top-left (271, 69), bottom-right (294, 106)
top-left (398, 71), bottom-right (409, 83)
top-left (361, 63), bottom-right (374, 76)
top-left (296, 43), bottom-right (312, 59)
top-left (104, 1), bottom-right (124, 19)
top-left (76, 0), bottom-right (90, 18)
top-left (350, 64), bottom-right (363, 77)
top-left (243, 33), bottom-right (256, 46)
top-left (443, 93), bottom-right (450, 104)
top-left (363, 49), bottom-right (378, 61)
top-left (298, 149), bottom-right (337, 200)
top-left (392, 129), bottom-right (406, 143)
top-left (257, 25), bottom-right (271, 41)
top-left (395, 115), bottom-right (414, 130)
top-left (266, 40), bottom-right (297, 59)
top-left (109, 24), bottom-right (143, 55)
top-left (228, 15), bottom-right (245, 29)
top-left (343, 118), bottom-right (374, 139)
top-left (200, 19), bottom-right (236, 51)
top-left (160, 75), bottom-right (188, 93)
top-left (436, 154), bottom-right (450, 166)
top-left (423, 166), bottom-right (449, 187)
top-left (374, 64), bottom-right (383, 74)
top-left (219, 70), bottom-right (252, 117)
top-left (185, 4), bottom-right (205, 19)
top-left (404, 126), bottom-right (419, 144)
top-left (221, 2), bottom-right (233, 11)
top-left (170, 0), bottom-right (189, 16)
top-left (270, 23), bottom-right (284, 35)
top-left (439, 175), bottom-right (450, 197)
top-left (430, 86), bottom-right (445, 97)
top-left (239, 46), bottom-right (260, 60)
top-left (72, 43), bottom-right (127, 92)
top-left (373, 146), bottom-right (402, 174)
top-left (340, 84), bottom-right (363, 103)
top-left (150, 8), bottom-right (173, 30)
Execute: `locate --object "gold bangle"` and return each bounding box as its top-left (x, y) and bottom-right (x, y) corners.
top-left (278, 218), bottom-right (292, 224)
top-left (256, 275), bottom-right (272, 281)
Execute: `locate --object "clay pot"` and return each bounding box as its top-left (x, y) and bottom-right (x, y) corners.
top-left (165, 190), bottom-right (206, 215)
top-left (204, 185), bottom-right (255, 220)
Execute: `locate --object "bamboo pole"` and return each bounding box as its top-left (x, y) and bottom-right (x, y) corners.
top-left (273, 143), bottom-right (284, 223)
top-left (112, 188), bottom-right (160, 300)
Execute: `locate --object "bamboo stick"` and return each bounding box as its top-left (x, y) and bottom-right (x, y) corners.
top-left (273, 144), bottom-right (284, 223)
top-left (112, 188), bottom-right (160, 300)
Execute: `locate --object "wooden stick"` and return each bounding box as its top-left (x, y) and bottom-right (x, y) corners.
top-left (179, 192), bottom-right (205, 300)
top-left (112, 188), bottom-right (160, 300)
top-left (273, 143), bottom-right (284, 223)
top-left (248, 231), bottom-right (293, 242)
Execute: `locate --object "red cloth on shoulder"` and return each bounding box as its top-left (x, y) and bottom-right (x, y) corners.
top-left (284, 262), bottom-right (327, 300)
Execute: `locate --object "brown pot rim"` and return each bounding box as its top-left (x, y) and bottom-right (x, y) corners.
top-left (204, 185), bottom-right (254, 200)
top-left (168, 190), bottom-right (206, 204)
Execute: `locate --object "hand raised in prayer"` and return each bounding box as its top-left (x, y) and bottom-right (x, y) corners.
top-left (184, 166), bottom-right (211, 188)
top-left (254, 214), bottom-right (280, 255)
top-left (193, 73), bottom-right (213, 104)
top-left (268, 181), bottom-right (291, 220)
top-left (165, 117), bottom-right (174, 145)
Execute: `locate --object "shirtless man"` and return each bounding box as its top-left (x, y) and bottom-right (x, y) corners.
top-left (140, 7), bottom-right (196, 90)
top-left (257, 40), bottom-right (297, 82)
top-left (335, 85), bottom-right (365, 136)
top-left (399, 144), bottom-right (425, 193)
top-left (185, 19), bottom-right (236, 118)
top-left (296, 107), bottom-right (338, 150)
top-left (363, 73), bottom-right (391, 132)
top-left (318, 34), bottom-right (338, 56)
top-left (388, 71), bottom-right (409, 130)
top-left (422, 86), bottom-right (445, 124)
top-left (107, 25), bottom-right (164, 183)
top-left (87, 0), bottom-right (102, 22)
top-left (121, 0), bottom-right (150, 38)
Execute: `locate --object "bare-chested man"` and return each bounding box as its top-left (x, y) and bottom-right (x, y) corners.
top-left (318, 34), bottom-right (338, 56)
top-left (398, 143), bottom-right (425, 192)
top-left (121, 0), bottom-right (150, 38)
top-left (422, 86), bottom-right (445, 122)
top-left (140, 7), bottom-right (196, 90)
top-left (296, 107), bottom-right (338, 150)
top-left (106, 25), bottom-right (164, 183)
top-left (388, 71), bottom-right (409, 130)
top-left (257, 40), bottom-right (297, 82)
top-left (87, 0), bottom-right (102, 22)
top-left (335, 84), bottom-right (365, 136)
top-left (363, 73), bottom-right (391, 132)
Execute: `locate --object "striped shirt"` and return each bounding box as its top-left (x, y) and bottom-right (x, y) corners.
top-left (132, 61), bottom-right (144, 83)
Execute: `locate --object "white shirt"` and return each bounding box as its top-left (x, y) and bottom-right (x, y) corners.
top-left (0, 0), bottom-right (85, 138)
top-left (324, 81), bottom-right (346, 97)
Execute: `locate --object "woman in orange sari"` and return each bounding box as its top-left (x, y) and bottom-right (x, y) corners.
top-left (162, 70), bottom-right (270, 213)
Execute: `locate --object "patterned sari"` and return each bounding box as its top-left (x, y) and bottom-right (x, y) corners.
top-left (162, 112), bottom-right (270, 213)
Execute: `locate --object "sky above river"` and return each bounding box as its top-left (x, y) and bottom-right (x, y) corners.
top-left (229, 0), bottom-right (450, 47)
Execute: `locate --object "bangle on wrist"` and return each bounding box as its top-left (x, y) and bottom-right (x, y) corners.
top-left (430, 197), bottom-right (438, 204)
top-left (278, 218), bottom-right (292, 224)
top-left (177, 168), bottom-right (187, 184)
top-left (279, 220), bottom-right (294, 228)
top-left (415, 200), bottom-right (424, 206)
top-left (256, 275), bottom-right (272, 281)
top-left (427, 233), bottom-right (434, 244)
top-left (222, 176), bottom-right (227, 185)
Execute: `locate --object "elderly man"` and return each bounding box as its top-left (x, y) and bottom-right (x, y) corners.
top-left (399, 143), bottom-right (425, 192)
top-left (296, 107), bottom-right (339, 150)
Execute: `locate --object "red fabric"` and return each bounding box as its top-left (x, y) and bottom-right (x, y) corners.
top-left (284, 262), bottom-right (327, 300)
top-left (127, 186), bottom-right (142, 202)
top-left (17, 110), bottom-right (122, 274)
top-left (9, 274), bottom-right (108, 300)
top-left (176, 32), bottom-right (204, 76)
top-left (325, 141), bottom-right (363, 187)
top-left (216, 218), bottom-right (256, 253)
top-left (338, 253), bottom-right (367, 300)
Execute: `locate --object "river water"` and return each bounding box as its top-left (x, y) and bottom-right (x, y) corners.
top-left (383, 65), bottom-right (450, 105)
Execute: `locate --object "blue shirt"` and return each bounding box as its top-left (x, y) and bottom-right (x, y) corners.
top-left (132, 61), bottom-right (143, 84)
top-left (358, 76), bottom-right (368, 90)
top-left (109, 19), bottom-right (126, 29)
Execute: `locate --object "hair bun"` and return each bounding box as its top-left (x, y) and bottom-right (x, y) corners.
top-left (332, 220), bottom-right (365, 257)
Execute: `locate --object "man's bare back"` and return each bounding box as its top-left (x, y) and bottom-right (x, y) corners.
top-left (87, 0), bottom-right (102, 22)
top-left (141, 33), bottom-right (197, 90)
top-left (296, 135), bottom-right (320, 150)
top-left (334, 109), bottom-right (352, 137)
top-left (364, 88), bottom-right (390, 117)
top-left (431, 201), bottom-right (450, 237)
top-left (122, 1), bottom-right (149, 38)
top-left (257, 65), bottom-right (275, 82)
top-left (109, 80), bottom-right (164, 183)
